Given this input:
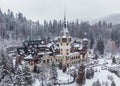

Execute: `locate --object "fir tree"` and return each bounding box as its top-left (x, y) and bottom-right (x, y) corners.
top-left (96, 38), bottom-right (104, 55)
top-left (58, 62), bottom-right (62, 69)
top-left (23, 66), bottom-right (33, 86)
top-left (112, 57), bottom-right (116, 64)
top-left (111, 81), bottom-right (116, 86)
top-left (86, 68), bottom-right (94, 79)
top-left (76, 63), bottom-right (86, 85)
top-left (51, 62), bottom-right (57, 85)
top-left (62, 65), bottom-right (67, 73)
top-left (90, 31), bottom-right (94, 49)
top-left (14, 68), bottom-right (24, 86)
top-left (86, 69), bottom-right (91, 79)
top-left (96, 79), bottom-right (101, 86)
top-left (0, 49), bottom-right (14, 84)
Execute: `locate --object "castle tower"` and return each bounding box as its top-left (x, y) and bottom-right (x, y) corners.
top-left (59, 13), bottom-right (71, 65)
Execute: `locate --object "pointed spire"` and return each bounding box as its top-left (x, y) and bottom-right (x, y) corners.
top-left (63, 8), bottom-right (69, 34)
top-left (64, 8), bottom-right (67, 29)
top-left (60, 7), bottom-right (70, 37)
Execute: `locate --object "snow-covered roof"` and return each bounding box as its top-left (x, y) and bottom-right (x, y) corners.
top-left (69, 66), bottom-right (75, 70)
top-left (56, 54), bottom-right (63, 57)
top-left (47, 42), bottom-right (54, 48)
top-left (68, 52), bottom-right (79, 57)
top-left (78, 47), bottom-right (82, 50)
top-left (83, 38), bottom-right (88, 41)
top-left (38, 45), bottom-right (47, 47)
top-left (24, 54), bottom-right (33, 60)
top-left (74, 44), bottom-right (80, 48)
top-left (38, 52), bottom-right (52, 55)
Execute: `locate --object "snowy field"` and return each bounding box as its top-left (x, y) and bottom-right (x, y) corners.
top-left (60, 57), bottom-right (120, 86)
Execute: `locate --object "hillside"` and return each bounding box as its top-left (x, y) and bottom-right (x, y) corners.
top-left (90, 13), bottom-right (120, 25)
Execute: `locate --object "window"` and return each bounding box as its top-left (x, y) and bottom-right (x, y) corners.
top-left (66, 49), bottom-right (69, 51)
top-left (47, 59), bottom-right (49, 64)
top-left (62, 38), bottom-right (67, 42)
top-left (43, 60), bottom-right (45, 63)
top-left (56, 59), bottom-right (57, 62)
top-left (71, 57), bottom-right (73, 60)
top-left (67, 43), bottom-right (69, 46)
top-left (30, 61), bottom-right (34, 65)
top-left (38, 60), bottom-right (41, 64)
top-left (69, 38), bottom-right (71, 42)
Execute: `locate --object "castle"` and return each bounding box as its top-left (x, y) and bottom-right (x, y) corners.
top-left (16, 15), bottom-right (88, 71)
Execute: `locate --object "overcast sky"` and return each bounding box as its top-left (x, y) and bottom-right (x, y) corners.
top-left (0, 0), bottom-right (120, 23)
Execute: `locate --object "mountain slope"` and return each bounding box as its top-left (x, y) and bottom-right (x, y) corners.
top-left (90, 13), bottom-right (120, 25)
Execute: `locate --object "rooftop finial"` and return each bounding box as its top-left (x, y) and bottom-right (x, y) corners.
top-left (64, 6), bottom-right (66, 28)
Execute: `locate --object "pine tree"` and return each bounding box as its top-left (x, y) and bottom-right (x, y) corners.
top-left (0, 49), bottom-right (14, 84)
top-left (96, 79), bottom-right (101, 86)
top-left (23, 66), bottom-right (33, 86)
top-left (86, 69), bottom-right (91, 79)
top-left (76, 63), bottom-right (86, 85)
top-left (90, 31), bottom-right (94, 49)
top-left (91, 68), bottom-right (94, 78)
top-left (62, 65), bottom-right (67, 73)
top-left (86, 68), bottom-right (94, 79)
top-left (58, 62), bottom-right (62, 69)
top-left (14, 68), bottom-right (24, 86)
top-left (96, 38), bottom-right (104, 55)
top-left (51, 62), bottom-right (57, 85)
top-left (112, 57), bottom-right (116, 64)
top-left (0, 75), bottom-right (12, 86)
top-left (111, 81), bottom-right (116, 86)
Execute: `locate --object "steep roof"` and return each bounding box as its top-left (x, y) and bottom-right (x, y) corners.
top-left (60, 14), bottom-right (71, 38)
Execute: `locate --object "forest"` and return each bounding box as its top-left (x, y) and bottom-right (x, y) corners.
top-left (0, 9), bottom-right (120, 48)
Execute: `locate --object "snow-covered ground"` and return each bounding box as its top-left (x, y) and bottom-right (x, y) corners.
top-left (63, 69), bottom-right (120, 86)
top-left (85, 67), bottom-right (120, 86)
top-left (57, 69), bottom-right (73, 83)
top-left (62, 57), bottom-right (120, 86)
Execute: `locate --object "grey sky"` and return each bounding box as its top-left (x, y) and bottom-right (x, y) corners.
top-left (0, 0), bottom-right (120, 23)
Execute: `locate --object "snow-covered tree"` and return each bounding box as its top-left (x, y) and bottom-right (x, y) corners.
top-left (62, 65), bottom-right (67, 73)
top-left (14, 67), bottom-right (24, 86)
top-left (111, 81), bottom-right (116, 86)
top-left (92, 79), bottom-right (101, 86)
top-left (76, 63), bottom-right (86, 85)
top-left (51, 62), bottom-right (57, 85)
top-left (86, 68), bottom-right (94, 79)
top-left (96, 38), bottom-right (104, 55)
top-left (23, 66), bottom-right (33, 86)
top-left (0, 49), bottom-right (14, 85)
top-left (112, 57), bottom-right (116, 64)
top-left (0, 75), bottom-right (12, 86)
top-left (96, 79), bottom-right (101, 86)
top-left (90, 31), bottom-right (94, 49)
top-left (58, 61), bottom-right (62, 69)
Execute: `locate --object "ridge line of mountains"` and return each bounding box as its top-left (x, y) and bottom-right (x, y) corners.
top-left (90, 13), bottom-right (120, 25)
